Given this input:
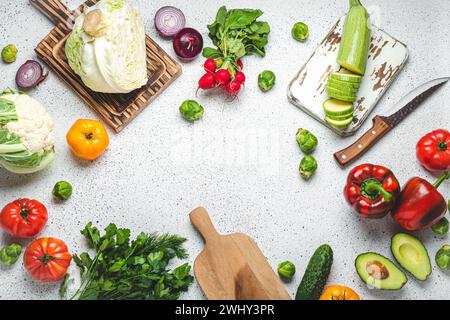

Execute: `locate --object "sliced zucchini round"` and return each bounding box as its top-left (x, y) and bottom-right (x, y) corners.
top-left (326, 87), bottom-right (357, 102)
top-left (330, 72), bottom-right (362, 83)
top-left (326, 83), bottom-right (359, 96)
top-left (325, 115), bottom-right (353, 128)
top-left (328, 78), bottom-right (360, 90)
top-left (322, 98), bottom-right (354, 116)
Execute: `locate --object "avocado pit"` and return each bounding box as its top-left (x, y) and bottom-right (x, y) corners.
top-left (366, 260), bottom-right (389, 280)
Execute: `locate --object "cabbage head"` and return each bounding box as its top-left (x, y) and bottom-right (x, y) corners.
top-left (65, 0), bottom-right (148, 93)
top-left (0, 89), bottom-right (55, 174)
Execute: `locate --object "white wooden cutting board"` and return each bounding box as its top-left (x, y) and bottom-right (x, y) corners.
top-left (288, 16), bottom-right (409, 136)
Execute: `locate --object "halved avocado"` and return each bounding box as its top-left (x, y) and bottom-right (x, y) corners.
top-left (391, 233), bottom-right (431, 281)
top-left (355, 252), bottom-right (407, 290)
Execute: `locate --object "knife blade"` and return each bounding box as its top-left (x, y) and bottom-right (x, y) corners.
top-left (334, 77), bottom-right (449, 167)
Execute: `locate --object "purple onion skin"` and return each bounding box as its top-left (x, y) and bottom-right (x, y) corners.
top-left (173, 28), bottom-right (203, 61)
top-left (16, 60), bottom-right (48, 89)
top-left (154, 6), bottom-right (186, 39)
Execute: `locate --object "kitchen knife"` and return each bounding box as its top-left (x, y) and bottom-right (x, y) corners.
top-left (334, 77), bottom-right (449, 167)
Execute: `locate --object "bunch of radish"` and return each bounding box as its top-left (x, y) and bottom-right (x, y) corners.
top-left (197, 58), bottom-right (246, 97)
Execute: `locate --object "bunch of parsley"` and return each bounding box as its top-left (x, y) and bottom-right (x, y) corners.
top-left (203, 6), bottom-right (270, 61)
top-left (61, 222), bottom-right (193, 300)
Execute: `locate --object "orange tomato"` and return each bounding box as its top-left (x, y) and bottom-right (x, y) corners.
top-left (66, 119), bottom-right (109, 160)
top-left (24, 237), bottom-right (72, 282)
top-left (320, 285), bottom-right (360, 300)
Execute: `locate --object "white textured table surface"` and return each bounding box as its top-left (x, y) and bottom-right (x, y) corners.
top-left (0, 0), bottom-right (449, 300)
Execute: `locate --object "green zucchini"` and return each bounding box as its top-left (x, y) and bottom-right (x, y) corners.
top-left (327, 111), bottom-right (354, 121)
top-left (326, 83), bottom-right (358, 96)
top-left (325, 116), bottom-right (353, 128)
top-left (295, 244), bottom-right (333, 300)
top-left (326, 87), bottom-right (357, 102)
top-left (328, 78), bottom-right (360, 90)
top-left (323, 99), bottom-right (354, 116)
top-left (337, 0), bottom-right (371, 75)
top-left (330, 72), bottom-right (362, 83)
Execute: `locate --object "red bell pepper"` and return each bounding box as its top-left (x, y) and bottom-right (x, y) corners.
top-left (344, 164), bottom-right (401, 219)
top-left (416, 129), bottom-right (450, 173)
top-left (391, 172), bottom-right (448, 231)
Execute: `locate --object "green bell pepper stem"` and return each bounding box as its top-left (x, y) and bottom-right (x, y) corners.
top-left (433, 171), bottom-right (449, 189)
top-left (362, 178), bottom-right (393, 202)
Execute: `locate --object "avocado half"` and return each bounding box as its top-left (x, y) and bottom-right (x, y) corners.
top-left (391, 233), bottom-right (432, 281)
top-left (355, 252), bottom-right (407, 290)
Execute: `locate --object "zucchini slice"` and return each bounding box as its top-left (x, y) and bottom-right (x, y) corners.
top-left (323, 99), bottom-right (354, 116)
top-left (325, 116), bottom-right (353, 128)
top-left (326, 83), bottom-right (359, 96)
top-left (328, 78), bottom-right (360, 90)
top-left (330, 72), bottom-right (362, 83)
top-left (326, 87), bottom-right (357, 102)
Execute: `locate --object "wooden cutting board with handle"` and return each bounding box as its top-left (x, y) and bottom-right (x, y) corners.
top-left (30, 0), bottom-right (181, 133)
top-left (190, 207), bottom-right (291, 300)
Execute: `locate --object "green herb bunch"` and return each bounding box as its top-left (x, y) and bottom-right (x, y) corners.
top-left (203, 6), bottom-right (270, 62)
top-left (63, 222), bottom-right (193, 300)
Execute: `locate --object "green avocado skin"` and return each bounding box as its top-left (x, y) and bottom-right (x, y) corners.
top-left (295, 244), bottom-right (333, 300)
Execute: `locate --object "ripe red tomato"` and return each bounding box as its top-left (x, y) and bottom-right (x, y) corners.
top-left (24, 237), bottom-right (72, 282)
top-left (0, 199), bottom-right (48, 238)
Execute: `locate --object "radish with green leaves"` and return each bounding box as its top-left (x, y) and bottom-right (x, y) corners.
top-left (197, 6), bottom-right (270, 98)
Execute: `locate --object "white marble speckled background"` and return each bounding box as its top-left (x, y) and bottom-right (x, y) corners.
top-left (0, 0), bottom-right (449, 300)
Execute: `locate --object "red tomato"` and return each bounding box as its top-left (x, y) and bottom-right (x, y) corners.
top-left (24, 237), bottom-right (72, 282)
top-left (0, 199), bottom-right (48, 238)
top-left (416, 129), bottom-right (450, 173)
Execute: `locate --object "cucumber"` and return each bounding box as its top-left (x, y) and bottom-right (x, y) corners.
top-left (295, 244), bottom-right (333, 300)
top-left (337, 0), bottom-right (371, 75)
top-left (327, 87), bottom-right (357, 102)
top-left (325, 116), bottom-right (353, 128)
top-left (326, 84), bottom-right (358, 96)
top-left (328, 78), bottom-right (360, 90)
top-left (323, 98), bottom-right (354, 116)
top-left (330, 72), bottom-right (362, 83)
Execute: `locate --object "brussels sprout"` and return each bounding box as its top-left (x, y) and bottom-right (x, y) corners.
top-left (1, 44), bottom-right (17, 63)
top-left (0, 243), bottom-right (22, 266)
top-left (258, 70), bottom-right (276, 92)
top-left (299, 155), bottom-right (317, 180)
top-left (52, 181), bottom-right (73, 201)
top-left (296, 128), bottom-right (318, 154)
top-left (179, 100), bottom-right (204, 122)
top-left (278, 261), bottom-right (296, 280)
top-left (432, 217), bottom-right (449, 235)
top-left (291, 22), bottom-right (309, 42)
top-left (435, 245), bottom-right (450, 271)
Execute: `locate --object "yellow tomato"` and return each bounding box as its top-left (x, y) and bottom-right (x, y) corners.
top-left (320, 285), bottom-right (360, 300)
top-left (66, 119), bottom-right (109, 160)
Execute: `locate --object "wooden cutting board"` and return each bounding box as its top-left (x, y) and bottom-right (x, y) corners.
top-left (31, 0), bottom-right (182, 133)
top-left (288, 16), bottom-right (408, 136)
top-left (190, 207), bottom-right (291, 300)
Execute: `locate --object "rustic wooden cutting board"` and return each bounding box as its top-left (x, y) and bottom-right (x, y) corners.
top-left (288, 16), bottom-right (408, 136)
top-left (190, 207), bottom-right (291, 300)
top-left (31, 0), bottom-right (182, 132)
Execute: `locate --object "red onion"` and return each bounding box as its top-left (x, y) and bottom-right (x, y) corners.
top-left (173, 28), bottom-right (203, 61)
top-left (154, 6), bottom-right (186, 38)
top-left (16, 60), bottom-right (48, 89)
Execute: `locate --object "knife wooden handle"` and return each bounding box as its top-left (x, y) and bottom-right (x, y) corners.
top-left (334, 116), bottom-right (392, 167)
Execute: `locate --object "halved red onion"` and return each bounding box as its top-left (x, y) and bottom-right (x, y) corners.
top-left (16, 60), bottom-right (48, 89)
top-left (154, 6), bottom-right (186, 38)
top-left (173, 28), bottom-right (203, 61)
